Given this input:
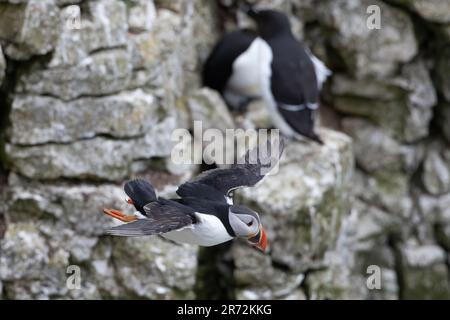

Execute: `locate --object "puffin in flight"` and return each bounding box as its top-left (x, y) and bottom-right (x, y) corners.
top-left (203, 9), bottom-right (331, 144)
top-left (102, 138), bottom-right (284, 252)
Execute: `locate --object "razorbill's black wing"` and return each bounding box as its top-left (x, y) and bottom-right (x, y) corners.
top-left (269, 35), bottom-right (322, 142)
top-left (247, 9), bottom-right (326, 143)
top-left (176, 137), bottom-right (284, 200)
top-left (106, 199), bottom-right (196, 237)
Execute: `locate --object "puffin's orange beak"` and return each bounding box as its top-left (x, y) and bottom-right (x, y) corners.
top-left (256, 227), bottom-right (268, 252)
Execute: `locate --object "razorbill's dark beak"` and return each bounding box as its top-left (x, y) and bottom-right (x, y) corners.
top-left (248, 225), bottom-right (268, 252)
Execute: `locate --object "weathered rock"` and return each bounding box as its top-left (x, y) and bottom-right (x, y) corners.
top-left (317, 0), bottom-right (417, 78)
top-left (390, 0), bottom-right (450, 23)
top-left (435, 48), bottom-right (450, 103)
top-left (17, 48), bottom-right (133, 101)
top-left (236, 129), bottom-right (353, 272)
top-left (6, 177), bottom-right (128, 234)
top-left (49, 0), bottom-right (127, 68)
top-left (84, 0), bottom-right (127, 52)
top-left (8, 89), bottom-right (158, 145)
top-left (0, 0), bottom-right (60, 60)
top-left (353, 169), bottom-right (413, 217)
top-left (418, 193), bottom-right (450, 253)
top-left (187, 87), bottom-right (235, 130)
top-left (1, 178), bottom-right (198, 299)
top-left (128, 32), bottom-right (161, 72)
top-left (348, 200), bottom-right (401, 299)
top-left (89, 239), bottom-right (126, 298)
top-left (0, 219), bottom-right (99, 297)
top-left (437, 103), bottom-right (450, 144)
top-left (422, 144), bottom-right (450, 196)
top-left (437, 24), bottom-right (450, 42)
top-left (304, 212), bottom-right (367, 300)
top-left (341, 117), bottom-right (424, 174)
top-left (6, 117), bottom-right (175, 181)
top-left (352, 200), bottom-right (401, 247)
top-left (0, 45), bottom-right (5, 85)
top-left (111, 237), bottom-right (197, 299)
top-left (128, 0), bottom-right (157, 33)
top-left (233, 242), bottom-right (305, 299)
top-left (400, 243), bottom-right (450, 299)
top-left (0, 222), bottom-right (51, 281)
top-left (333, 60), bottom-right (437, 142)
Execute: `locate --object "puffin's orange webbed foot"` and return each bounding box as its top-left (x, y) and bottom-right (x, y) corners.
top-left (103, 208), bottom-right (138, 223)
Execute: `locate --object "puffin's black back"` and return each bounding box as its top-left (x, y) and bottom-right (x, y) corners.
top-left (124, 179), bottom-right (157, 214)
top-left (177, 197), bottom-right (235, 237)
top-left (203, 29), bottom-right (257, 92)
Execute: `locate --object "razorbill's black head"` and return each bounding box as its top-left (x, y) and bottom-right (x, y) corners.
top-left (202, 8), bottom-right (330, 144)
top-left (246, 8), bottom-right (331, 144)
top-left (247, 9), bottom-right (292, 38)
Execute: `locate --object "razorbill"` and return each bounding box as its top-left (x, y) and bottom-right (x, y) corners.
top-left (102, 137), bottom-right (284, 252)
top-left (203, 9), bottom-right (331, 144)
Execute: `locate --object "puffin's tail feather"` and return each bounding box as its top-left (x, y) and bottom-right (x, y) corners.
top-left (124, 179), bottom-right (157, 209)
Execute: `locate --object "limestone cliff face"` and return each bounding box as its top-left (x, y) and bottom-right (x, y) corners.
top-left (0, 0), bottom-right (449, 299)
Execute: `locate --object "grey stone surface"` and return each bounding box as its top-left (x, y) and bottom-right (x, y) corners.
top-left (128, 0), bottom-right (157, 33)
top-left (436, 48), bottom-right (450, 103)
top-left (187, 87), bottom-right (235, 131)
top-left (6, 117), bottom-right (176, 181)
top-left (317, 0), bottom-right (418, 78)
top-left (17, 48), bottom-right (133, 101)
top-left (390, 0), bottom-right (450, 23)
top-left (49, 0), bottom-right (127, 68)
top-left (342, 118), bottom-right (421, 173)
top-left (112, 237), bottom-right (197, 299)
top-left (333, 60), bottom-right (437, 143)
top-left (1, 176), bottom-right (197, 299)
top-left (0, 45), bottom-right (5, 85)
top-left (422, 143), bottom-right (450, 196)
top-left (437, 103), bottom-right (450, 144)
top-left (0, 0), bottom-right (60, 60)
top-left (400, 243), bottom-right (450, 299)
top-left (8, 89), bottom-right (158, 144)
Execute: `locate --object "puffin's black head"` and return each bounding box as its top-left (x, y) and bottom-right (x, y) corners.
top-left (246, 9), bottom-right (292, 38)
top-left (124, 179), bottom-right (157, 214)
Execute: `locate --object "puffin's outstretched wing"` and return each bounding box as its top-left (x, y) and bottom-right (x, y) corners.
top-left (106, 199), bottom-right (196, 237)
top-left (176, 137), bottom-right (284, 200)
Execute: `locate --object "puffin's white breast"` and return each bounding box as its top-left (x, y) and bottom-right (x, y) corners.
top-left (162, 212), bottom-right (233, 247)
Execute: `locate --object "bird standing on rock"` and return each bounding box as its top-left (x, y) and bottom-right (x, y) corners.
top-left (102, 137), bottom-right (284, 252)
top-left (203, 9), bottom-right (331, 144)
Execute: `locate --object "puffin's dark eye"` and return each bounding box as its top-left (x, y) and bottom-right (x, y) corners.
top-left (247, 221), bottom-right (253, 227)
